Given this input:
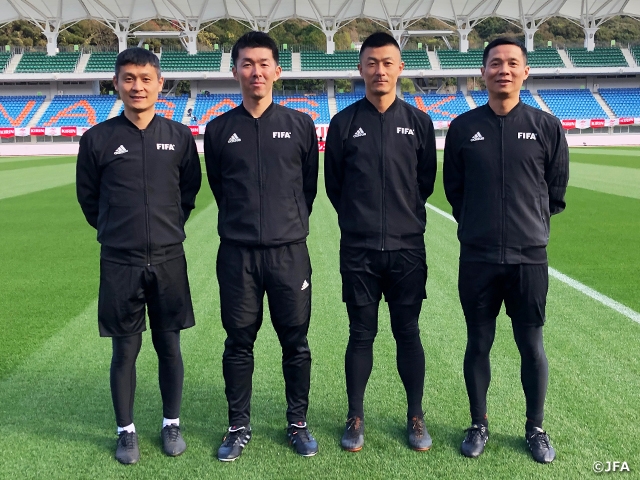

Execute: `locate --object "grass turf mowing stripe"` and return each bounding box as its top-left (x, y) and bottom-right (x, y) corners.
top-left (1, 188), bottom-right (639, 478)
top-left (0, 163), bottom-right (75, 200)
top-left (568, 163), bottom-right (640, 199)
top-left (426, 203), bottom-right (640, 325)
top-left (0, 155), bottom-right (76, 172)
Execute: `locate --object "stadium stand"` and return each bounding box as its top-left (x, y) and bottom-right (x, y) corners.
top-left (15, 52), bottom-right (80, 73)
top-left (404, 93), bottom-right (470, 120)
top-left (279, 50), bottom-right (292, 71)
top-left (301, 50), bottom-right (359, 71)
top-left (537, 89), bottom-right (608, 119)
top-left (335, 93), bottom-right (363, 112)
top-left (631, 45), bottom-right (640, 65)
top-left (190, 93), bottom-right (329, 124)
top-left (40, 95), bottom-right (117, 127)
top-left (470, 89), bottom-right (542, 109)
top-left (401, 50), bottom-right (431, 69)
top-left (598, 88), bottom-right (640, 118)
top-left (566, 47), bottom-right (628, 67)
top-left (436, 49), bottom-right (483, 69)
top-left (84, 52), bottom-right (117, 72)
top-left (527, 48), bottom-right (564, 68)
top-left (0, 95), bottom-right (45, 127)
top-left (191, 93), bottom-right (242, 124)
top-left (118, 95), bottom-right (189, 121)
top-left (0, 52), bottom-right (12, 72)
top-left (160, 51), bottom-right (222, 72)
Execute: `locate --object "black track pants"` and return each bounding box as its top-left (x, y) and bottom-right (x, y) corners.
top-left (345, 301), bottom-right (425, 420)
top-left (110, 330), bottom-right (184, 427)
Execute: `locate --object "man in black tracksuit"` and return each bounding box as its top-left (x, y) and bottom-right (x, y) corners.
top-left (444, 38), bottom-right (569, 464)
top-left (204, 32), bottom-right (319, 461)
top-left (76, 48), bottom-right (201, 464)
top-left (325, 33), bottom-right (437, 452)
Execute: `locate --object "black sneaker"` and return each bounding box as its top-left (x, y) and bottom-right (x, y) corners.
top-left (115, 431), bottom-right (140, 464)
top-left (525, 428), bottom-right (556, 464)
top-left (407, 416), bottom-right (432, 451)
top-left (287, 422), bottom-right (318, 457)
top-left (217, 425), bottom-right (252, 462)
top-left (461, 424), bottom-right (489, 458)
top-left (341, 417), bottom-right (364, 452)
top-left (161, 424), bottom-right (187, 457)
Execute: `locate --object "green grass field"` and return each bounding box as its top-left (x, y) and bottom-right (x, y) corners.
top-left (1, 149), bottom-right (639, 478)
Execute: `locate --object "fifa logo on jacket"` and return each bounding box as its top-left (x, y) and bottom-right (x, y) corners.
top-left (157, 143), bottom-right (176, 150)
top-left (397, 127), bottom-right (415, 135)
top-left (518, 132), bottom-right (537, 140)
top-left (273, 131), bottom-right (292, 138)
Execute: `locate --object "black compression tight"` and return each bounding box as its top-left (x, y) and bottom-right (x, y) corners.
top-left (345, 302), bottom-right (425, 420)
top-left (464, 321), bottom-right (548, 429)
top-left (110, 330), bottom-right (184, 427)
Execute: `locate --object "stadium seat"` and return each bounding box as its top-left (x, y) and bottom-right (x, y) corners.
top-left (335, 93), bottom-right (364, 112)
top-left (190, 93), bottom-right (329, 125)
top-left (85, 52), bottom-right (118, 72)
top-left (631, 45), bottom-right (640, 66)
top-left (436, 49), bottom-right (483, 69)
top-left (403, 93), bottom-right (470, 120)
top-left (15, 52), bottom-right (80, 73)
top-left (160, 51), bottom-right (222, 72)
top-left (471, 90), bottom-right (542, 109)
top-left (598, 88), bottom-right (640, 118)
top-left (301, 51), bottom-right (359, 71)
top-left (0, 95), bottom-right (46, 127)
top-left (537, 89), bottom-right (608, 119)
top-left (39, 95), bottom-right (117, 127)
top-left (0, 52), bottom-right (12, 72)
top-left (401, 50), bottom-right (432, 70)
top-left (526, 48), bottom-right (564, 68)
top-left (566, 48), bottom-right (628, 67)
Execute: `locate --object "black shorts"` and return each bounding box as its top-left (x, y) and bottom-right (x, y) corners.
top-left (217, 242), bottom-right (312, 329)
top-left (340, 247), bottom-right (427, 306)
top-left (98, 255), bottom-right (195, 337)
top-left (458, 261), bottom-right (548, 327)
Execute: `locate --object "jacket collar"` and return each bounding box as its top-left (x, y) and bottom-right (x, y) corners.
top-left (239, 101), bottom-right (276, 119)
top-left (362, 95), bottom-right (400, 114)
top-left (484, 100), bottom-right (524, 118)
top-left (119, 110), bottom-right (159, 131)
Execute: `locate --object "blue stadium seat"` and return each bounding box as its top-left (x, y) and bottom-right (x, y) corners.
top-left (40, 95), bottom-right (117, 127)
top-left (537, 89), bottom-right (608, 119)
top-left (403, 93), bottom-right (470, 121)
top-left (0, 95), bottom-right (46, 127)
top-left (598, 88), bottom-right (640, 118)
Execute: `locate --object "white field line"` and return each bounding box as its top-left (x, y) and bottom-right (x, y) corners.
top-left (426, 202), bottom-right (640, 325)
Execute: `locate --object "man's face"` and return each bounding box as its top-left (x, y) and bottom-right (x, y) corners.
top-left (481, 44), bottom-right (530, 99)
top-left (233, 47), bottom-right (282, 100)
top-left (113, 63), bottom-right (163, 113)
top-left (358, 45), bottom-right (404, 97)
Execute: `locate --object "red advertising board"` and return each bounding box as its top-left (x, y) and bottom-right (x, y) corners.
top-left (30, 127), bottom-right (45, 135)
top-left (561, 119), bottom-right (576, 129)
top-left (0, 127), bottom-right (15, 138)
top-left (590, 119), bottom-right (605, 128)
top-left (60, 126), bottom-right (77, 137)
top-left (618, 118), bottom-right (634, 125)
top-left (189, 125), bottom-right (199, 135)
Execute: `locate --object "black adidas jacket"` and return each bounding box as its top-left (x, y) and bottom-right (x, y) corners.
top-left (324, 97), bottom-right (437, 250)
top-left (76, 113), bottom-right (202, 266)
top-left (443, 102), bottom-right (569, 264)
top-left (204, 102), bottom-right (318, 247)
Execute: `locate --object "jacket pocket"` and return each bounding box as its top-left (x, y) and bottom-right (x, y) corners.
top-left (293, 192), bottom-right (306, 231)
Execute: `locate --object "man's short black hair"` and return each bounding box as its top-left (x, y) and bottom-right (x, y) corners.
top-left (115, 47), bottom-right (161, 77)
top-left (231, 31), bottom-right (279, 67)
top-left (482, 37), bottom-right (528, 66)
top-left (359, 32), bottom-right (401, 59)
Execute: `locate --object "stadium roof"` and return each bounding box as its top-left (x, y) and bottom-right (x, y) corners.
top-left (1, 0), bottom-right (639, 53)
top-left (1, 0), bottom-right (639, 27)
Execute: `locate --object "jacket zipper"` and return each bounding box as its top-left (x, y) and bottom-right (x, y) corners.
top-left (380, 113), bottom-right (386, 251)
top-left (256, 119), bottom-right (263, 245)
top-left (141, 130), bottom-right (150, 266)
top-left (499, 117), bottom-right (505, 264)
